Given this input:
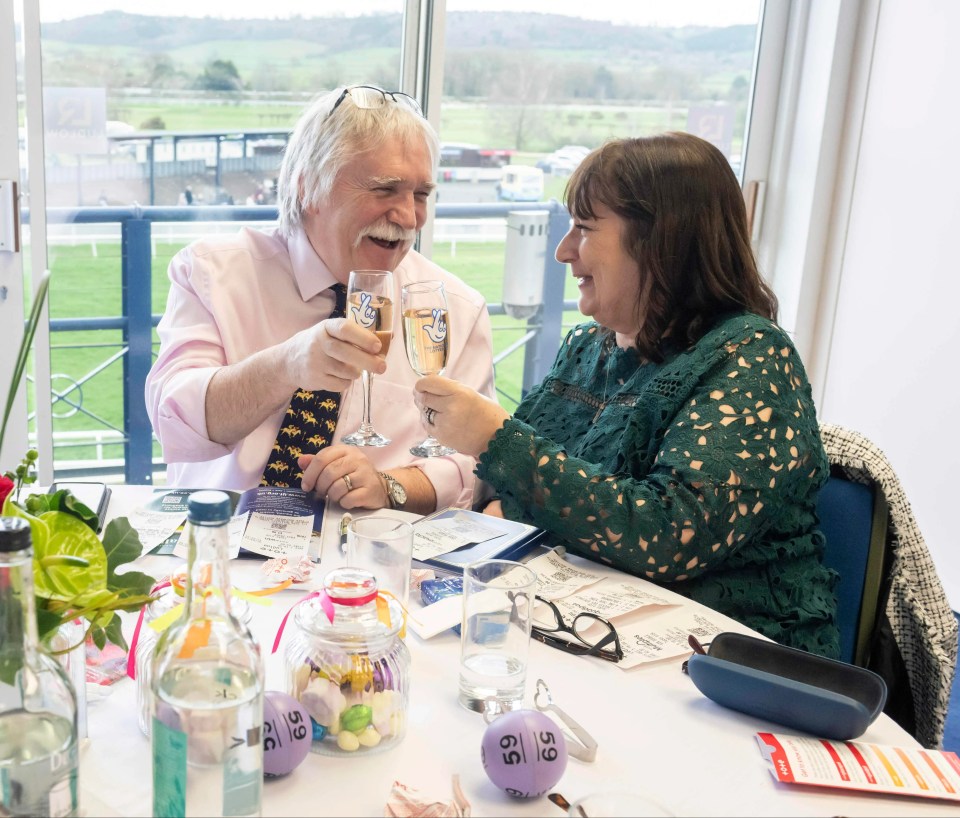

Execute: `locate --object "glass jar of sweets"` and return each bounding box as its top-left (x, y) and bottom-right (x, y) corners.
top-left (135, 577), bottom-right (252, 737)
top-left (284, 567), bottom-right (409, 756)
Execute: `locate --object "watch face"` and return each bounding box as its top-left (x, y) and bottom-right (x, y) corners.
top-left (382, 474), bottom-right (406, 507)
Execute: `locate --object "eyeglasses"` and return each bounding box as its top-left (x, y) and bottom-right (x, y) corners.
top-left (330, 85), bottom-right (424, 118)
top-left (531, 595), bottom-right (623, 663)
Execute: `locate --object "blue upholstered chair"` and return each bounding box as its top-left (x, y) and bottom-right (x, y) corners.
top-left (816, 467), bottom-right (889, 666)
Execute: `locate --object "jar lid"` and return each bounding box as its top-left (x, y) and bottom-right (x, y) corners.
top-left (0, 517), bottom-right (31, 552)
top-left (325, 566), bottom-right (379, 604)
top-left (296, 567), bottom-right (403, 642)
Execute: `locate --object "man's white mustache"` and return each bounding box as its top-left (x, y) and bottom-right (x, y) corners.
top-left (355, 221), bottom-right (416, 247)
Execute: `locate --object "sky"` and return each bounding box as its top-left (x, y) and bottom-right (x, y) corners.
top-left (39, 0), bottom-right (762, 27)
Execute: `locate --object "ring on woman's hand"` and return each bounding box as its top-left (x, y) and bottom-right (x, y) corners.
top-left (342, 473), bottom-right (354, 492)
top-left (425, 407), bottom-right (437, 426)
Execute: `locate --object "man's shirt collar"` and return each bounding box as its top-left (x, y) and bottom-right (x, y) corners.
top-left (288, 225), bottom-right (340, 301)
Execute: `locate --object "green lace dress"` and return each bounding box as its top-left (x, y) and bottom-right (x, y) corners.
top-left (477, 312), bottom-right (840, 658)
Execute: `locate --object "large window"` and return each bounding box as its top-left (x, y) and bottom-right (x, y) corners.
top-left (4, 0), bottom-right (765, 481)
top-left (439, 0), bottom-right (762, 204)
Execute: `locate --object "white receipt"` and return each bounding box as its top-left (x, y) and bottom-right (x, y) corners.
top-left (412, 513), bottom-right (500, 560)
top-left (127, 507), bottom-right (185, 552)
top-left (552, 578), bottom-right (678, 621)
top-left (617, 611), bottom-right (725, 669)
top-left (239, 512), bottom-right (312, 559)
top-left (172, 516), bottom-right (246, 559)
top-left (525, 549), bottom-right (606, 599)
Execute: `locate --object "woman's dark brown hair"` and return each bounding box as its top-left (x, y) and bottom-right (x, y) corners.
top-left (565, 133), bottom-right (778, 361)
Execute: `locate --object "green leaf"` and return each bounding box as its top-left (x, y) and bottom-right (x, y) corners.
top-left (0, 270), bottom-right (50, 452)
top-left (33, 511), bottom-right (108, 601)
top-left (102, 517), bottom-right (145, 579)
top-left (2, 497), bottom-right (51, 558)
top-left (29, 490), bottom-right (99, 532)
top-left (104, 614), bottom-right (128, 652)
top-left (90, 624), bottom-right (107, 651)
top-left (35, 606), bottom-right (68, 646)
top-left (109, 568), bottom-right (157, 598)
top-left (25, 493), bottom-right (53, 516)
top-left (103, 593), bottom-right (158, 615)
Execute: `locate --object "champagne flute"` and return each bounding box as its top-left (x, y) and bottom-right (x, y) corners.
top-left (342, 269), bottom-right (394, 447)
top-left (402, 280), bottom-right (456, 457)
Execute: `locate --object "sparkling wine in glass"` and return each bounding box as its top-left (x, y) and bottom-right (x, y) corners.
top-left (402, 280), bottom-right (456, 457)
top-left (342, 269), bottom-right (394, 447)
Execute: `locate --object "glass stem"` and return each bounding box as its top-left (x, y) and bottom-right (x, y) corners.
top-left (360, 369), bottom-right (374, 432)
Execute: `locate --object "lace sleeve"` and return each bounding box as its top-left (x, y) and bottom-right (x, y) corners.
top-left (477, 329), bottom-right (826, 582)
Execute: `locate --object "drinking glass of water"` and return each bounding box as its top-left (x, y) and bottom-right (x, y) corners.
top-left (458, 559), bottom-right (537, 713)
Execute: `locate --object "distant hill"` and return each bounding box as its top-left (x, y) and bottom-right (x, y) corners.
top-left (42, 10), bottom-right (755, 56)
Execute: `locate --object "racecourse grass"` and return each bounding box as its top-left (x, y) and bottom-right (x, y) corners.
top-left (41, 237), bottom-right (581, 467)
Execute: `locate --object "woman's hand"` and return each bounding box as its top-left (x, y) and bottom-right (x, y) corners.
top-left (482, 499), bottom-right (504, 518)
top-left (414, 375), bottom-right (511, 457)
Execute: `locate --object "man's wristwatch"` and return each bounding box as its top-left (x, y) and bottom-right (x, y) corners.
top-left (379, 472), bottom-right (407, 510)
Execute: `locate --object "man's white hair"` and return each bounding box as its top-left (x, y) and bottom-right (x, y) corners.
top-left (276, 87), bottom-right (439, 237)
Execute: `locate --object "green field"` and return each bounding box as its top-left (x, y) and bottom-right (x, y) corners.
top-left (41, 237), bottom-right (582, 468)
top-left (105, 98), bottom-right (744, 156)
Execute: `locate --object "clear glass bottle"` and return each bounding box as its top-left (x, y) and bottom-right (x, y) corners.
top-left (150, 491), bottom-right (263, 818)
top-left (48, 618), bottom-right (88, 740)
top-left (0, 516), bottom-right (79, 817)
top-left (284, 567), bottom-right (410, 757)
top-left (136, 578), bottom-right (252, 738)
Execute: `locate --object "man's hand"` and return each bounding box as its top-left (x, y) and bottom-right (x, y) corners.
top-left (205, 316), bottom-right (387, 446)
top-left (414, 375), bottom-right (510, 457)
top-left (298, 445), bottom-right (389, 510)
top-left (284, 317), bottom-right (386, 394)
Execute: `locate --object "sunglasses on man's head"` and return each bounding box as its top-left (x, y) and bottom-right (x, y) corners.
top-left (330, 85), bottom-right (424, 118)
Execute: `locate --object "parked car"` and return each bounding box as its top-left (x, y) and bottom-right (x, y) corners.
top-left (535, 145), bottom-right (591, 176)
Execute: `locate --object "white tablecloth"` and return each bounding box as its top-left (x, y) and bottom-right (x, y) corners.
top-left (77, 486), bottom-right (958, 817)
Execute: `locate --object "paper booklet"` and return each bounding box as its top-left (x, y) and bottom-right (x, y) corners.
top-left (757, 732), bottom-right (960, 802)
top-left (410, 507), bottom-right (547, 573)
top-left (130, 486), bottom-right (323, 561)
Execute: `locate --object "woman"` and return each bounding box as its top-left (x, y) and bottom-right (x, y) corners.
top-left (416, 133), bottom-right (839, 658)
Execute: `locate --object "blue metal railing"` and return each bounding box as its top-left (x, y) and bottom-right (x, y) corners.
top-left (29, 202), bottom-right (574, 484)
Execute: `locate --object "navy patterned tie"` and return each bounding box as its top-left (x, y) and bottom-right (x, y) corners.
top-left (260, 284), bottom-right (347, 487)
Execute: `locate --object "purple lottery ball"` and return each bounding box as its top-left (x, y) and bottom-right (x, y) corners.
top-left (263, 691), bottom-right (312, 777)
top-left (481, 709), bottom-right (568, 798)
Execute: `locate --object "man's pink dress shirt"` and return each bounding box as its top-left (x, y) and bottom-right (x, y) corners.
top-left (146, 226), bottom-right (496, 509)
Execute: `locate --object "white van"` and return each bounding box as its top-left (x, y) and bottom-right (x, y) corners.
top-left (496, 165), bottom-right (544, 202)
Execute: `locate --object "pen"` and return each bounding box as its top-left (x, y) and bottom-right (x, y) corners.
top-left (340, 513), bottom-right (351, 556)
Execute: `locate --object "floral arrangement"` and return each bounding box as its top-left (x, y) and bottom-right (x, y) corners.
top-left (1, 270), bottom-right (157, 653)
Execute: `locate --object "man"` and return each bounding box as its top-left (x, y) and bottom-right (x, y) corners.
top-left (146, 85), bottom-right (496, 514)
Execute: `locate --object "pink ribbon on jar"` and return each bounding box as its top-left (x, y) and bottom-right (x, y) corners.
top-left (126, 580), bottom-right (171, 680)
top-left (270, 587), bottom-right (383, 654)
